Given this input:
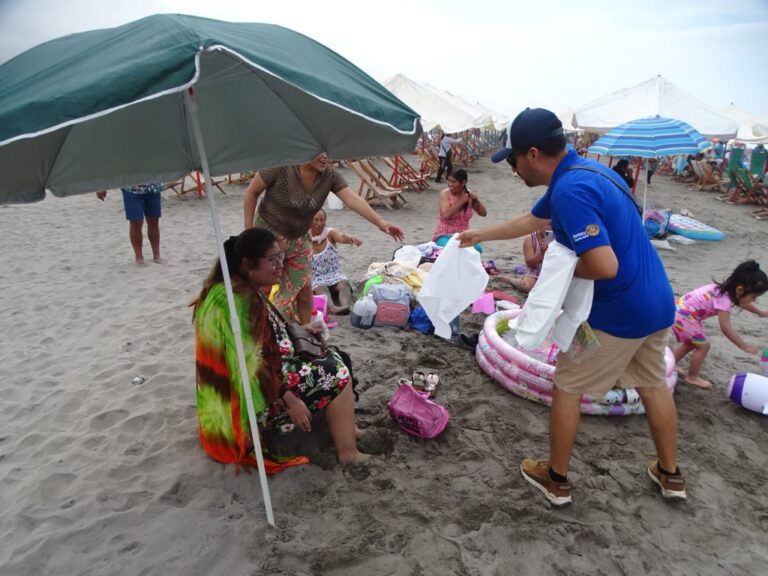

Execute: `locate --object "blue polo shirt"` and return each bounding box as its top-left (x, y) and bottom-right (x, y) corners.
top-left (531, 151), bottom-right (674, 338)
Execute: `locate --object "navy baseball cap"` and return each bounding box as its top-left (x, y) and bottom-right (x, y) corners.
top-left (491, 108), bottom-right (565, 163)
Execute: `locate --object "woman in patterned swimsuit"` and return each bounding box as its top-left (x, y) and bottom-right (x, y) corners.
top-left (432, 169), bottom-right (487, 251)
top-left (310, 208), bottom-right (361, 315)
top-left (192, 228), bottom-right (368, 467)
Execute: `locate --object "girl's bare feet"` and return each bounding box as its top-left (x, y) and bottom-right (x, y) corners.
top-left (683, 375), bottom-right (712, 389)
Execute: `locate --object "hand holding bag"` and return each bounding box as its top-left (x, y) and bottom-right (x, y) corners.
top-left (285, 322), bottom-right (324, 360)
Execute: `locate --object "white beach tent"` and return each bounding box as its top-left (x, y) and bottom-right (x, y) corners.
top-left (384, 74), bottom-right (479, 133)
top-left (719, 104), bottom-right (768, 144)
top-left (720, 103), bottom-right (755, 124)
top-left (557, 108), bottom-right (581, 132)
top-left (753, 117), bottom-right (768, 138)
top-left (574, 75), bottom-right (738, 140)
top-left (423, 84), bottom-right (494, 129)
top-left (736, 114), bottom-right (768, 144)
top-left (476, 102), bottom-right (509, 131)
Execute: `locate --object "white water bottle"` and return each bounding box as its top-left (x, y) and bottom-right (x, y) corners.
top-left (351, 294), bottom-right (377, 329)
top-left (311, 308), bottom-right (330, 341)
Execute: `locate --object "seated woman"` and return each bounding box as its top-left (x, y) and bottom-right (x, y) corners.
top-left (612, 159), bottom-right (635, 189)
top-left (192, 228), bottom-right (368, 467)
top-left (432, 169), bottom-right (487, 251)
top-left (497, 226), bottom-right (552, 293)
top-left (311, 208), bottom-right (361, 315)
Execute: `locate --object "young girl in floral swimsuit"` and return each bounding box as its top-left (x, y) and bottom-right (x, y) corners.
top-left (673, 260), bottom-right (767, 389)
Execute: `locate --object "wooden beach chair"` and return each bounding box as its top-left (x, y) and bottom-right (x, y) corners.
top-left (417, 147), bottom-right (440, 177)
top-left (227, 171), bottom-right (254, 186)
top-left (382, 155), bottom-right (431, 191)
top-left (719, 165), bottom-right (767, 204)
top-left (168, 171), bottom-right (227, 197)
top-left (690, 160), bottom-right (725, 192)
top-left (348, 160), bottom-right (408, 209)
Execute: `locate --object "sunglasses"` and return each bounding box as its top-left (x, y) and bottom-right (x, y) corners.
top-left (506, 149), bottom-right (529, 171)
top-left (263, 251), bottom-right (285, 267)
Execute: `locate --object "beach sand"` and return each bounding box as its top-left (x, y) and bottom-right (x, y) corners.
top-left (1, 157), bottom-right (766, 576)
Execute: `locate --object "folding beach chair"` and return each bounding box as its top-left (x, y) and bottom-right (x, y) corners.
top-left (382, 155), bottom-right (431, 191)
top-left (348, 160), bottom-right (408, 210)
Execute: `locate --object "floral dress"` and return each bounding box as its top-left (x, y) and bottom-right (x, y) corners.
top-left (261, 296), bottom-right (351, 428)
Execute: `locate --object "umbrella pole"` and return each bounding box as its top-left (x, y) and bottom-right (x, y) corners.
top-left (185, 88), bottom-right (276, 528)
top-left (642, 164), bottom-right (648, 224)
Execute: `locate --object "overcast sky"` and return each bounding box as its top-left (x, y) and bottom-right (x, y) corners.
top-left (1, 0), bottom-right (766, 119)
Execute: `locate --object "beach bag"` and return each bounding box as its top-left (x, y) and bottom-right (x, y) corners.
top-left (285, 322), bottom-right (324, 360)
top-left (387, 382), bottom-right (449, 438)
top-left (371, 283), bottom-right (411, 327)
top-left (410, 305), bottom-right (434, 334)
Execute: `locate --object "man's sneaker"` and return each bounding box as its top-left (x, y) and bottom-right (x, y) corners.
top-left (520, 458), bottom-right (572, 507)
top-left (647, 460), bottom-right (687, 500)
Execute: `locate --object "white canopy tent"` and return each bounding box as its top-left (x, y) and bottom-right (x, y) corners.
top-left (476, 102), bottom-right (509, 131)
top-left (423, 84), bottom-right (494, 129)
top-left (719, 104), bottom-right (768, 144)
top-left (735, 114), bottom-right (768, 144)
top-left (720, 103), bottom-right (755, 124)
top-left (384, 74), bottom-right (481, 133)
top-left (557, 107), bottom-right (581, 132)
top-left (753, 118), bottom-right (768, 138)
top-left (574, 75), bottom-right (738, 140)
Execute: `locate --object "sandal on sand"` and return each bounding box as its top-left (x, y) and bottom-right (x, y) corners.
top-left (424, 371), bottom-right (440, 398)
top-left (412, 371), bottom-right (426, 392)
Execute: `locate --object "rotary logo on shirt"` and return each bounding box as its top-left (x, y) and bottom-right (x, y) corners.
top-left (572, 224), bottom-right (600, 242)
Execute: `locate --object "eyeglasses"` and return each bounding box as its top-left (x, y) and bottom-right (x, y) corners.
top-left (263, 252), bottom-right (285, 267)
top-left (506, 147), bottom-right (533, 171)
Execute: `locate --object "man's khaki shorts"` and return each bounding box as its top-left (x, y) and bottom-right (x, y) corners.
top-left (554, 328), bottom-right (669, 396)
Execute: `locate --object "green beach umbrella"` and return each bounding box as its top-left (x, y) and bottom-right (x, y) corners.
top-left (0, 13), bottom-right (422, 527)
top-left (0, 13), bottom-right (421, 202)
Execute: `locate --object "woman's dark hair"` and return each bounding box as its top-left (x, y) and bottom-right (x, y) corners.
top-left (613, 159), bottom-right (630, 172)
top-left (716, 260), bottom-right (768, 303)
top-left (192, 227), bottom-right (277, 314)
top-left (451, 168), bottom-right (468, 185)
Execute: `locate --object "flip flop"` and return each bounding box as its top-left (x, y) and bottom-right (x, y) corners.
top-left (424, 371), bottom-right (440, 398)
top-left (411, 371), bottom-right (426, 392)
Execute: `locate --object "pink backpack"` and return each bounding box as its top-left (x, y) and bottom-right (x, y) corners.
top-left (387, 382), bottom-right (449, 438)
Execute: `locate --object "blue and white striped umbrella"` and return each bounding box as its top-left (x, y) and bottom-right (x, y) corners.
top-left (588, 116), bottom-right (711, 157)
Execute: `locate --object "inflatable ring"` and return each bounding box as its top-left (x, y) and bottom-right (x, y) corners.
top-left (476, 309), bottom-right (677, 416)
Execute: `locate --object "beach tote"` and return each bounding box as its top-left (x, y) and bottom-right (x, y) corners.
top-left (387, 382), bottom-right (449, 439)
top-left (371, 283), bottom-right (411, 327)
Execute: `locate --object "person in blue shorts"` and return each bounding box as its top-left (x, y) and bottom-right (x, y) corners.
top-left (97, 183), bottom-right (164, 265)
top-left (458, 108), bottom-right (685, 506)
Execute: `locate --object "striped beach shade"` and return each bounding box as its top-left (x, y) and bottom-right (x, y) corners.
top-left (588, 116), bottom-right (711, 158)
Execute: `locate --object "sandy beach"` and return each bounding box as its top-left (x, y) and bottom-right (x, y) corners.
top-left (1, 155), bottom-right (767, 576)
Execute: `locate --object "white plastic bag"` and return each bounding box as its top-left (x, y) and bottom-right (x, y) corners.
top-left (511, 240), bottom-right (593, 351)
top-left (417, 235), bottom-right (488, 339)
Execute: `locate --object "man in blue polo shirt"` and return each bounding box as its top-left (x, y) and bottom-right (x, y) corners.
top-left (459, 108), bottom-right (685, 506)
